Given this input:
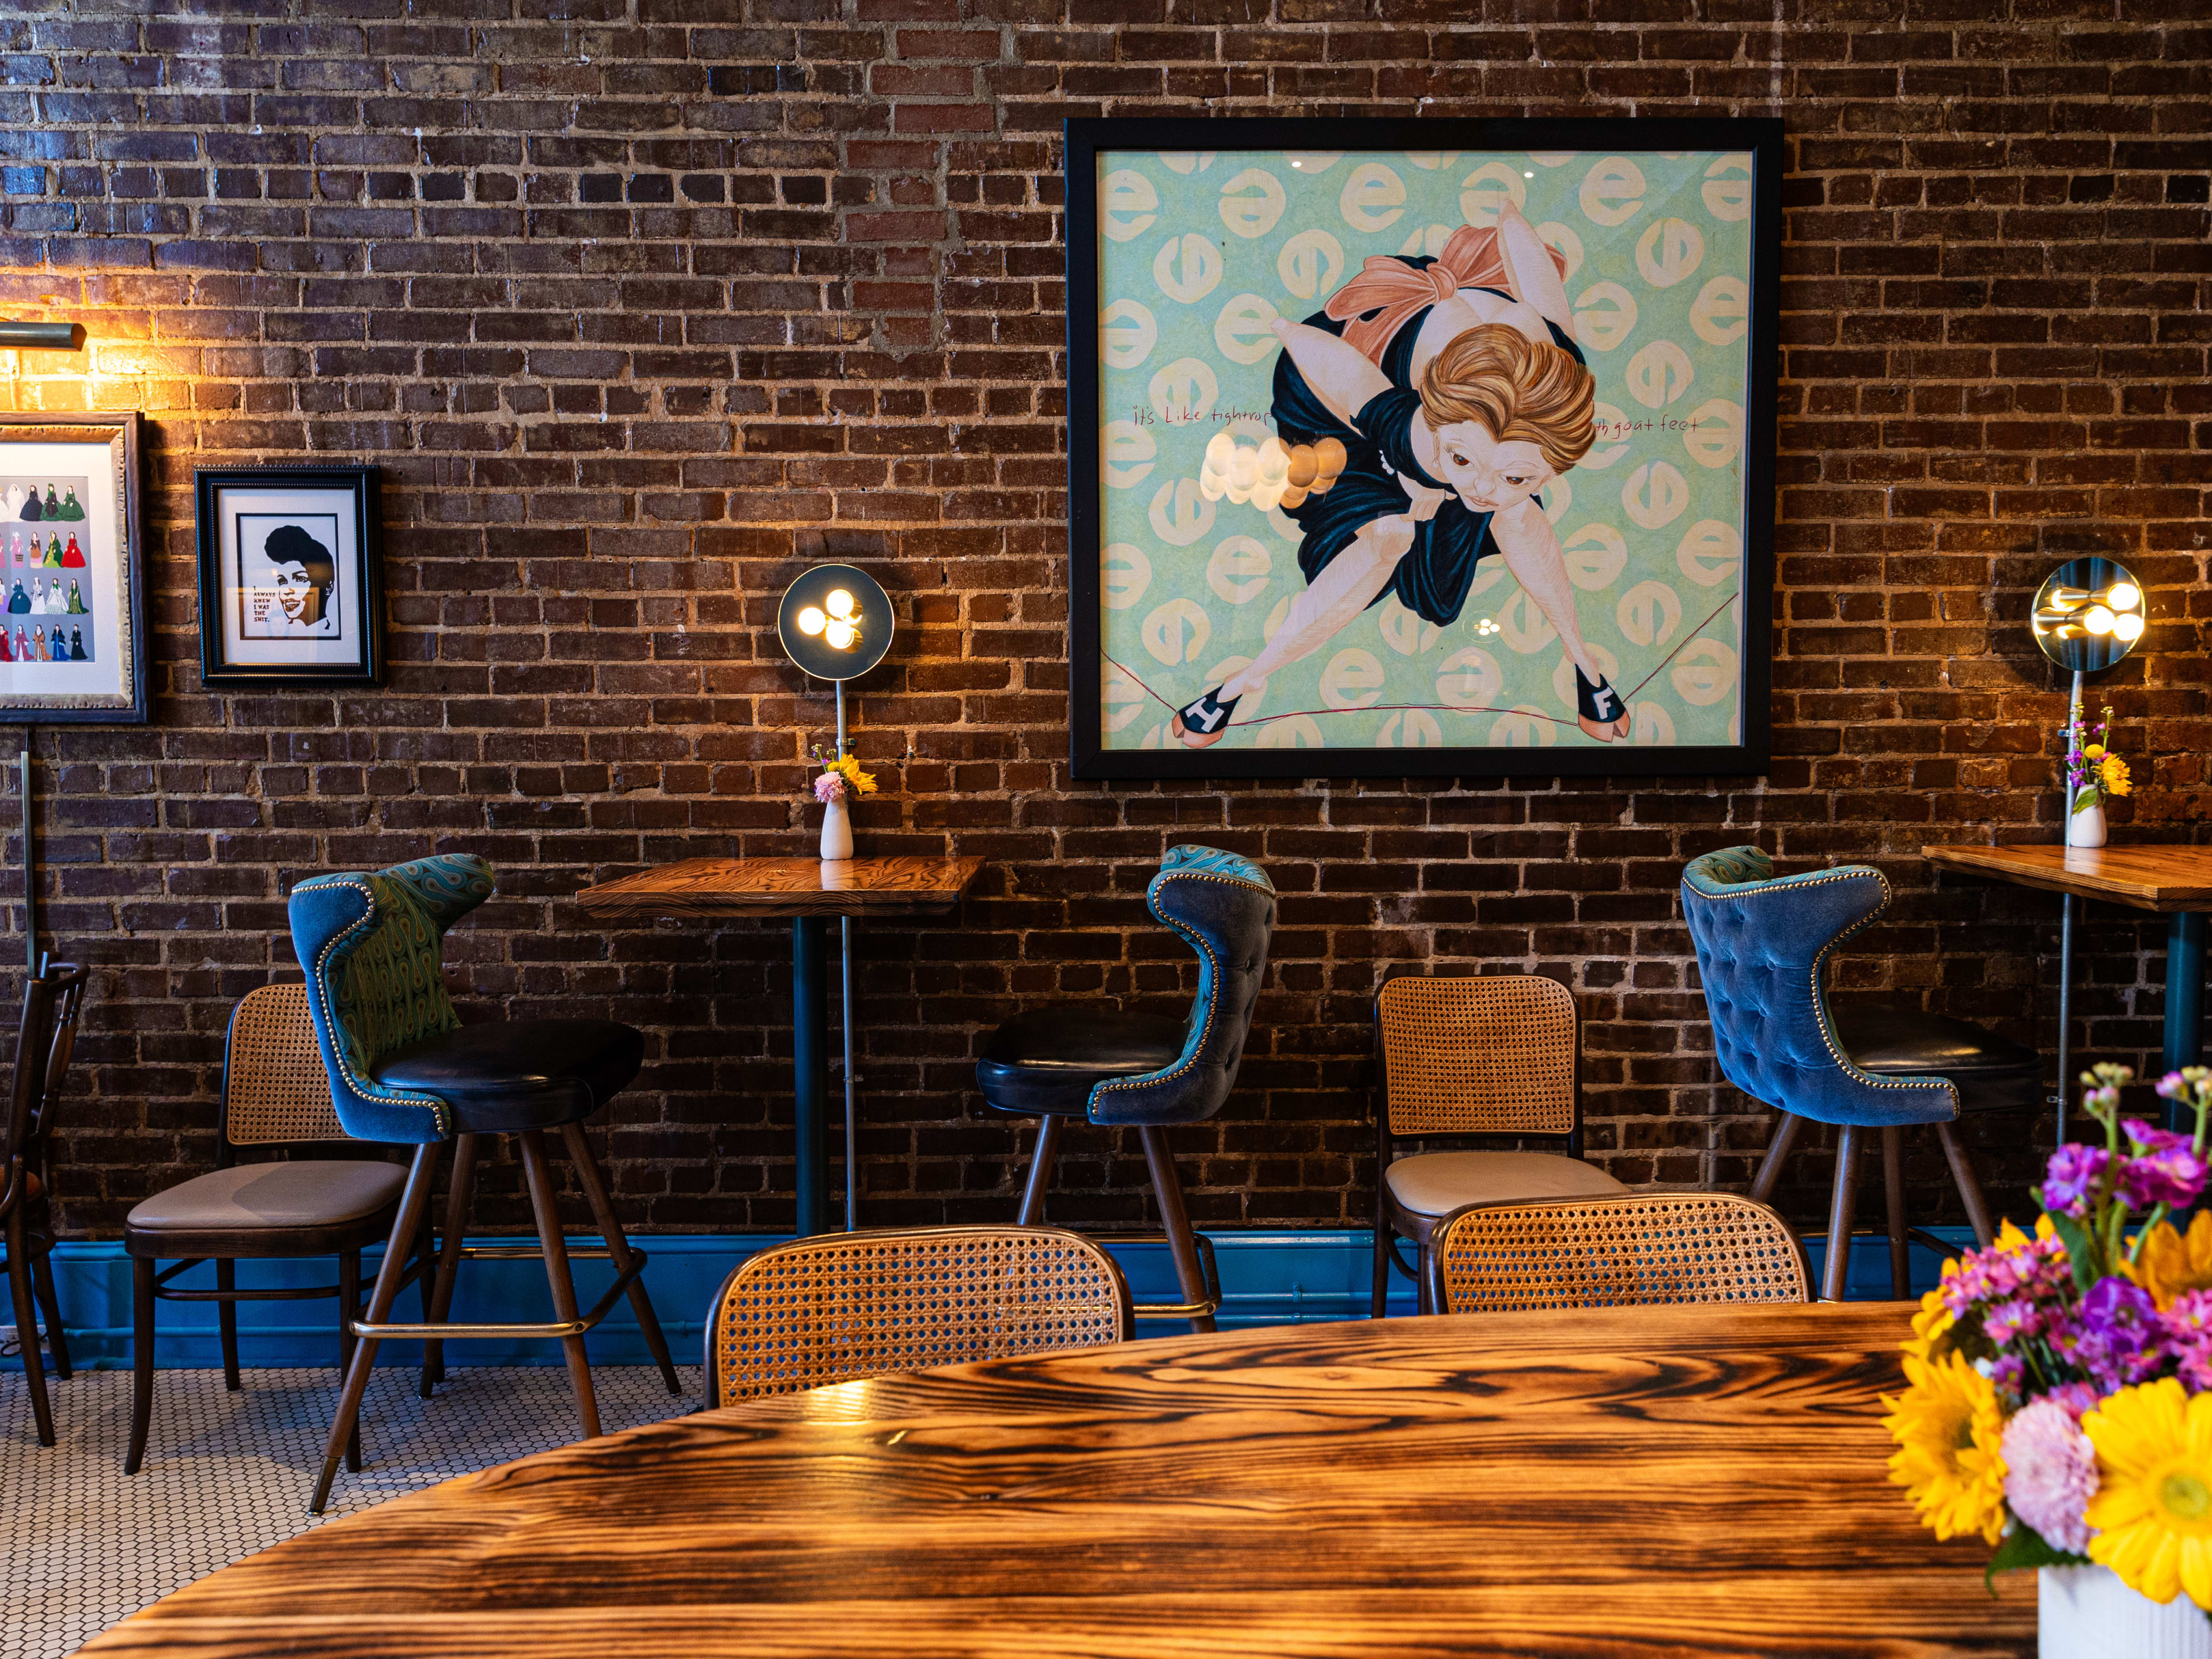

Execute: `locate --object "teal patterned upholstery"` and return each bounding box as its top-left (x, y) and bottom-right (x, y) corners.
top-left (287, 854), bottom-right (496, 1143)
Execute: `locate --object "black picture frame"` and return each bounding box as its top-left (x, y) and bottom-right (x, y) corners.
top-left (1066, 115), bottom-right (1783, 781)
top-left (194, 466), bottom-right (384, 689)
top-left (0, 411), bottom-right (147, 726)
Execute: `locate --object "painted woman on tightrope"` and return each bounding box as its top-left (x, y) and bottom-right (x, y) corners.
top-left (1172, 201), bottom-right (1631, 749)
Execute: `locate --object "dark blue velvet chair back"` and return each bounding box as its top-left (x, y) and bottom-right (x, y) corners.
top-left (1088, 846), bottom-right (1275, 1128)
top-left (1681, 846), bottom-right (1955, 1129)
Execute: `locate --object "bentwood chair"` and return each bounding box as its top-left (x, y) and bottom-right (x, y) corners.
top-left (288, 853), bottom-right (681, 1512)
top-left (1371, 974), bottom-right (1624, 1317)
top-left (975, 845), bottom-right (1275, 1332)
top-left (1429, 1193), bottom-right (1810, 1312)
top-left (1681, 847), bottom-right (2040, 1301)
top-left (705, 1225), bottom-right (1131, 1405)
top-left (124, 984), bottom-right (422, 1476)
top-left (1, 961), bottom-right (86, 1446)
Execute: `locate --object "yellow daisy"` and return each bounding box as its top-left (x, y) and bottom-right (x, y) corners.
top-left (2123, 1212), bottom-right (2212, 1311)
top-left (2086, 1379), bottom-right (2212, 1607)
top-left (1904, 1285), bottom-right (1954, 1365)
top-left (1883, 1350), bottom-right (2008, 1544)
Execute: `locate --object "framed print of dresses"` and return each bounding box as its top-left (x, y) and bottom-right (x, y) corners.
top-left (1066, 116), bottom-right (1783, 780)
top-left (194, 466), bottom-right (384, 688)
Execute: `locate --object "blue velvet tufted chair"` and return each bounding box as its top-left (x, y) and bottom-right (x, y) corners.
top-left (975, 846), bottom-right (1275, 1331)
top-left (288, 853), bottom-right (679, 1512)
top-left (1682, 846), bottom-right (2040, 1301)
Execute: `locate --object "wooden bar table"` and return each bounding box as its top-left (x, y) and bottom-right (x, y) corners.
top-left (574, 855), bottom-right (984, 1236)
top-left (1923, 842), bottom-right (2212, 1131)
top-left (77, 1302), bottom-right (2032, 1658)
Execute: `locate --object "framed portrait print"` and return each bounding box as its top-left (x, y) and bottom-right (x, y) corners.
top-left (195, 467), bottom-right (384, 688)
top-left (0, 411), bottom-right (147, 725)
top-left (1067, 116), bottom-right (1783, 780)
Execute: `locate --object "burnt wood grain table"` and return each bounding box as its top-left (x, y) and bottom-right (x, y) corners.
top-left (575, 856), bottom-right (985, 1235)
top-left (1923, 842), bottom-right (2212, 1134)
top-left (77, 1303), bottom-right (2032, 1659)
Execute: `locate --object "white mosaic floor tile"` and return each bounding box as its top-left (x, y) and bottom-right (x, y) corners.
top-left (0, 1354), bottom-right (700, 1659)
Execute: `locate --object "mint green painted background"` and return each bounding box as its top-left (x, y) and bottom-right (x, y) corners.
top-left (1093, 147), bottom-right (1755, 756)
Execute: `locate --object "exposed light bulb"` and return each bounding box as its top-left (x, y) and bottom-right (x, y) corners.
top-left (826, 588), bottom-right (856, 620)
top-left (2085, 605), bottom-right (2115, 635)
top-left (2107, 582), bottom-right (2141, 611)
top-left (824, 619), bottom-right (857, 650)
top-left (2115, 611), bottom-right (2145, 643)
top-left (797, 606), bottom-right (827, 636)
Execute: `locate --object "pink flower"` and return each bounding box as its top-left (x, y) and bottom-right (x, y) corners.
top-left (813, 772), bottom-right (846, 804)
top-left (2000, 1396), bottom-right (2097, 1555)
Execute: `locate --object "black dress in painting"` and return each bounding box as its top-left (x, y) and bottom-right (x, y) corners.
top-left (1268, 272), bottom-right (1587, 628)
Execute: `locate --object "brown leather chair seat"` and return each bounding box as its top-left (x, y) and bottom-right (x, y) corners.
top-left (126, 1161), bottom-right (405, 1255)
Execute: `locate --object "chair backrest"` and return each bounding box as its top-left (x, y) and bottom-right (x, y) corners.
top-left (1680, 846), bottom-right (1955, 1128)
top-left (287, 853), bottom-right (495, 1144)
top-left (1377, 974), bottom-right (1576, 1139)
top-left (1430, 1192), bottom-right (1810, 1313)
top-left (224, 983), bottom-right (351, 1148)
top-left (1086, 844), bottom-right (1275, 1128)
top-left (2, 961), bottom-right (87, 1215)
top-left (706, 1226), bottom-right (1132, 1407)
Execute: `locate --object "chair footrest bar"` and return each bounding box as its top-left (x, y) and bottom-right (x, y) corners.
top-left (1131, 1296), bottom-right (1222, 1319)
top-left (352, 1249), bottom-right (645, 1341)
top-left (454, 1244), bottom-right (617, 1261)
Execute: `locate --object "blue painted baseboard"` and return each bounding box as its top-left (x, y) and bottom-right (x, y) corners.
top-left (17, 1224), bottom-right (1972, 1370)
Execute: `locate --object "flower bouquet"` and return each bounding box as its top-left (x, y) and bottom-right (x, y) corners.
top-left (1887, 1064), bottom-right (2212, 1646)
top-left (2063, 703), bottom-right (2131, 848)
top-left (810, 750), bottom-right (876, 862)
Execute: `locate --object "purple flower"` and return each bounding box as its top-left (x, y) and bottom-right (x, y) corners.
top-left (2051, 1277), bottom-right (2167, 1393)
top-left (2001, 1396), bottom-right (2097, 1555)
top-left (2038, 1143), bottom-right (2111, 1214)
top-left (2164, 1289), bottom-right (2212, 1391)
top-left (2119, 1120), bottom-right (2210, 1210)
top-left (1983, 1298), bottom-right (2040, 1344)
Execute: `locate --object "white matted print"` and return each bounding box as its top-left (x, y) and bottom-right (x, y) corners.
top-left (0, 421), bottom-right (144, 722)
top-left (196, 467), bottom-right (381, 686)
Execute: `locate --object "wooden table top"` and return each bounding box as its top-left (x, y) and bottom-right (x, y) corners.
top-left (573, 855), bottom-right (986, 921)
top-left (1922, 841), bottom-right (2212, 912)
top-left (80, 1304), bottom-right (2031, 1659)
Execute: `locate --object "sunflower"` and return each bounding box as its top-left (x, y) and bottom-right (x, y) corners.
top-left (1883, 1350), bottom-right (2009, 1544)
top-left (2124, 1211), bottom-right (2212, 1311)
top-left (822, 754), bottom-right (878, 796)
top-left (2085, 1378), bottom-right (2212, 1607)
top-left (1904, 1285), bottom-right (1955, 1365)
top-left (2101, 754), bottom-right (2133, 798)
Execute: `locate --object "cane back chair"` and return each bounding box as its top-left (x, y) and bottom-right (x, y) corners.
top-left (1372, 973), bottom-right (1624, 1316)
top-left (1, 960), bottom-right (87, 1446)
top-left (288, 853), bottom-right (680, 1512)
top-left (1429, 1193), bottom-right (1810, 1314)
top-left (706, 1225), bottom-right (1131, 1406)
top-left (124, 983), bottom-right (425, 1475)
top-left (1681, 847), bottom-right (2040, 1301)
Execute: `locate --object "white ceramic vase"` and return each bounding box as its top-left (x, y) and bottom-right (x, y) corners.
top-left (819, 794), bottom-right (853, 862)
top-left (2041, 1566), bottom-right (2212, 1658)
top-left (2068, 798), bottom-right (2108, 849)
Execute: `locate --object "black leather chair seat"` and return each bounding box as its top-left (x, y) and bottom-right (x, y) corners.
top-left (370, 1018), bottom-right (643, 1134)
top-left (976, 1006), bottom-right (1188, 1118)
top-left (1832, 1003), bottom-right (2041, 1112)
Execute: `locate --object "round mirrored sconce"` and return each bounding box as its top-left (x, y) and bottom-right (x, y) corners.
top-left (2032, 556), bottom-right (2146, 678)
top-left (777, 563), bottom-right (893, 685)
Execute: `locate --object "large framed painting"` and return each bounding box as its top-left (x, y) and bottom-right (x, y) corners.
top-left (0, 411), bottom-right (147, 725)
top-left (1067, 117), bottom-right (1782, 780)
top-left (194, 467), bottom-right (384, 688)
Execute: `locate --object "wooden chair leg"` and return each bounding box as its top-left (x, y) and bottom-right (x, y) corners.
top-left (1017, 1115), bottom-right (1062, 1226)
top-left (518, 1130), bottom-right (600, 1440)
top-left (1137, 1126), bottom-right (1215, 1335)
top-left (1749, 1112), bottom-right (1804, 1206)
top-left (1370, 1183), bottom-right (1391, 1320)
top-left (31, 1250), bottom-right (69, 1380)
top-left (216, 1259), bottom-right (241, 1390)
top-left (1821, 1126), bottom-right (1863, 1304)
top-left (7, 1211), bottom-right (54, 1445)
top-left (1881, 1127), bottom-right (1910, 1302)
top-left (421, 1132), bottom-right (476, 1397)
top-left (311, 1143), bottom-right (439, 1514)
top-left (560, 1121), bottom-right (680, 1396)
top-left (1936, 1119), bottom-right (1996, 1248)
top-left (124, 1254), bottom-right (153, 1472)
top-left (339, 1247), bottom-right (362, 1474)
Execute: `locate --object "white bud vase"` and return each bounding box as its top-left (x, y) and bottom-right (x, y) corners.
top-left (2068, 798), bottom-right (2107, 849)
top-left (819, 794), bottom-right (854, 863)
top-left (2041, 1565), bottom-right (2212, 1658)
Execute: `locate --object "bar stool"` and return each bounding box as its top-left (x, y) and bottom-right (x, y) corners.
top-left (1, 960), bottom-right (86, 1446)
top-left (975, 846), bottom-right (1275, 1331)
top-left (1681, 846), bottom-right (2040, 1301)
top-left (288, 853), bottom-right (680, 1512)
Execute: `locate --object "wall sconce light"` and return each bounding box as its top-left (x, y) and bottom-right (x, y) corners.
top-left (0, 321), bottom-right (85, 351)
top-left (2032, 555), bottom-right (2147, 721)
top-left (776, 562), bottom-right (894, 759)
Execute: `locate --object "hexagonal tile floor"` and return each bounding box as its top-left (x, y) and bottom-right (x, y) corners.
top-left (0, 1354), bottom-right (700, 1659)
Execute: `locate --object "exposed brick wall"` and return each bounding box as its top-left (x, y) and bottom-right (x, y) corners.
top-left (1, 2), bottom-right (2207, 1242)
